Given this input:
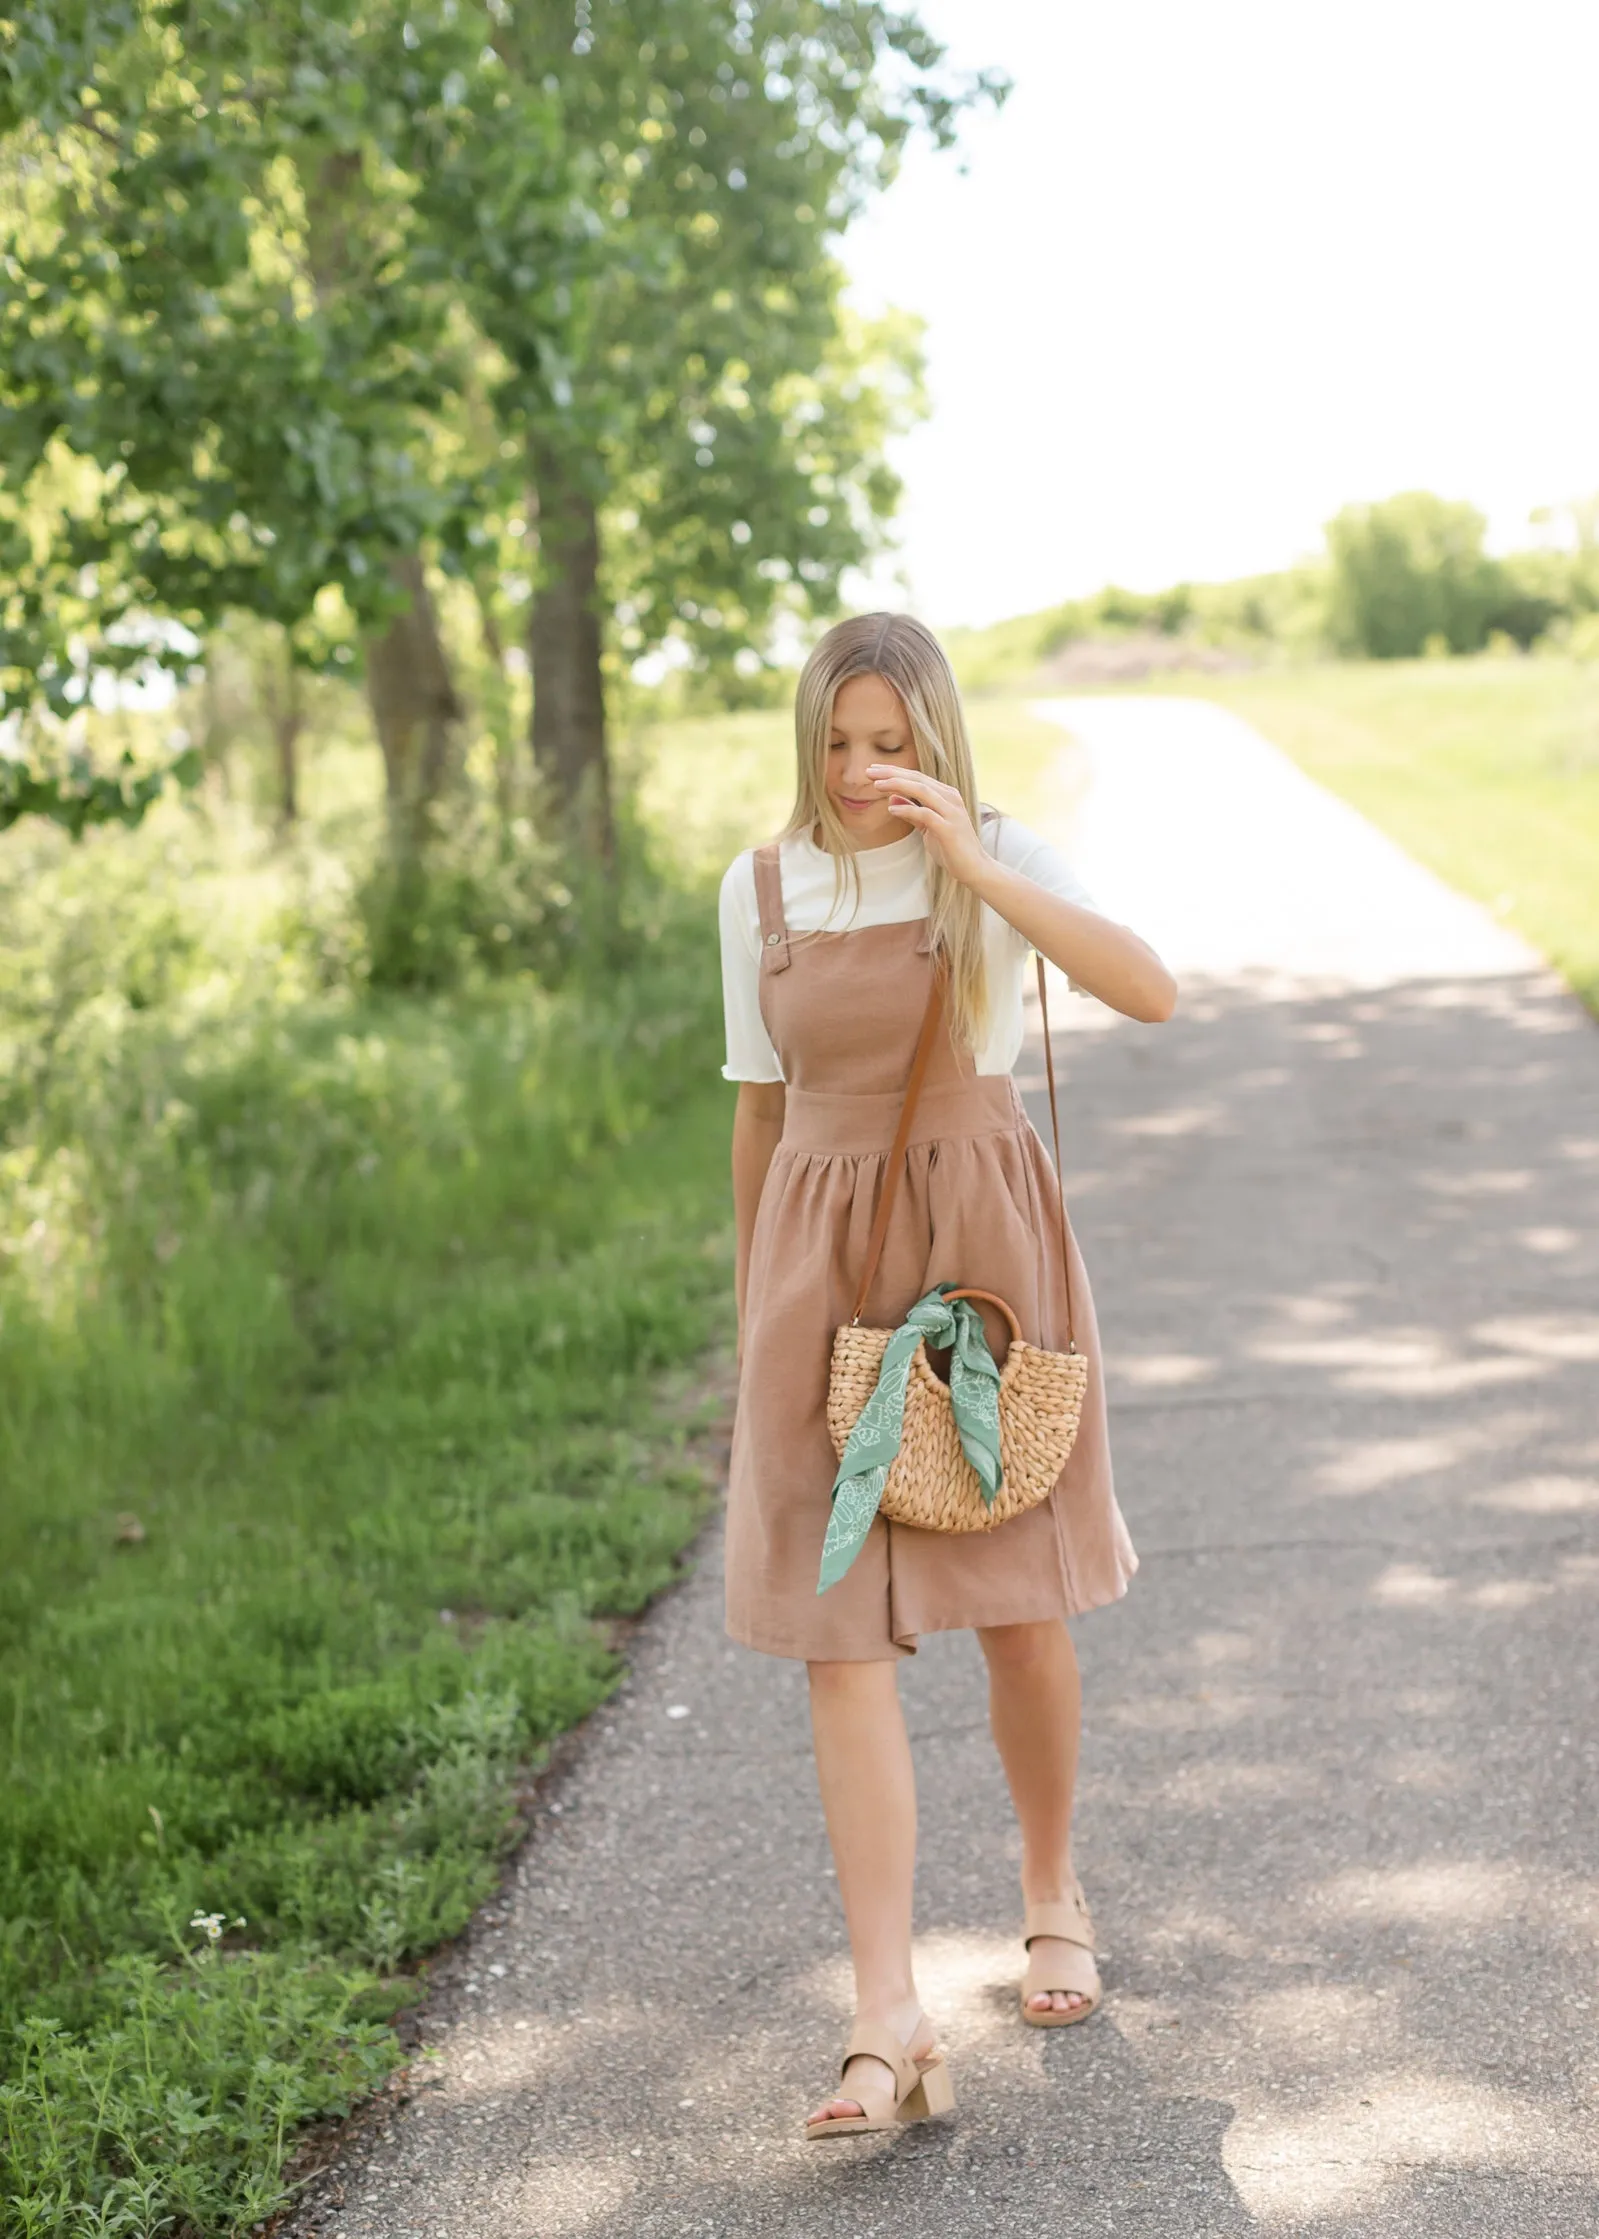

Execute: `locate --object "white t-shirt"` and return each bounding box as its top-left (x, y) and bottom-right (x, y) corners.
top-left (719, 817), bottom-right (1095, 1083)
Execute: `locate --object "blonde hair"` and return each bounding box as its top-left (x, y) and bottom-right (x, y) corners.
top-left (785, 612), bottom-right (991, 1051)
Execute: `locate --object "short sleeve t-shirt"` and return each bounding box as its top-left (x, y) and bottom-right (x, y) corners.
top-left (718, 816), bottom-right (1095, 1083)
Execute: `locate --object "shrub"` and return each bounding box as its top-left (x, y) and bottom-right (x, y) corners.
top-left (0, 780), bottom-right (732, 2232)
top-left (1324, 491), bottom-right (1503, 658)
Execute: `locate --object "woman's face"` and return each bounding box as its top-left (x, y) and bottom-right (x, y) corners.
top-left (825, 671), bottom-right (918, 849)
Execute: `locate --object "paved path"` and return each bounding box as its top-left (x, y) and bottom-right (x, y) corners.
top-left (294, 698), bottom-right (1599, 2238)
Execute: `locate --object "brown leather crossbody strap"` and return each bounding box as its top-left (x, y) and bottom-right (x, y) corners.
top-left (849, 955), bottom-right (1076, 1351)
top-left (849, 969), bottom-right (947, 1325)
top-left (1035, 952), bottom-right (1077, 1352)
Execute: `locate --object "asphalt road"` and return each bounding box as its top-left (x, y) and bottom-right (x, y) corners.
top-left (290, 697), bottom-right (1599, 2239)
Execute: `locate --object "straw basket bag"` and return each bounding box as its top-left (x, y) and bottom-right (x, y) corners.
top-left (826, 955), bottom-right (1090, 1535)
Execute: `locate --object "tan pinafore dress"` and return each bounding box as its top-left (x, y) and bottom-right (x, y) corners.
top-left (725, 843), bottom-right (1137, 1661)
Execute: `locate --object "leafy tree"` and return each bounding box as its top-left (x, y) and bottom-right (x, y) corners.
top-left (1323, 491), bottom-right (1502, 658)
top-left (0, 0), bottom-right (567, 838)
top-left (450, 1), bottom-right (994, 851)
top-left (1, 0), bottom-right (991, 859)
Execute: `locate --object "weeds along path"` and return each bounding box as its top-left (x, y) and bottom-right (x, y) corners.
top-left (0, 835), bottom-right (734, 2235)
top-left (287, 698), bottom-right (1599, 2238)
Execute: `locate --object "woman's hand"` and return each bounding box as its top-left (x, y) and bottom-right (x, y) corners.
top-left (868, 765), bottom-right (989, 887)
top-left (870, 762), bottom-right (1177, 1023)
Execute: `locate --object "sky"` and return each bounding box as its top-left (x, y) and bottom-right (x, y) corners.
top-left (840, 0), bottom-right (1599, 628)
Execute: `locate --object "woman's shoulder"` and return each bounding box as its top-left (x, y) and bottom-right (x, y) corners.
top-left (718, 848), bottom-right (760, 943)
top-left (721, 830), bottom-right (814, 893)
top-left (718, 840), bottom-right (791, 948)
top-left (977, 808), bottom-right (1094, 903)
top-left (977, 805), bottom-right (1043, 859)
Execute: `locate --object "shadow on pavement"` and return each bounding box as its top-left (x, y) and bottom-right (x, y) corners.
top-left (292, 968), bottom-right (1599, 2238)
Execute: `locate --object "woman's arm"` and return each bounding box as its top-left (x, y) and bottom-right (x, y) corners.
top-left (970, 860), bottom-right (1175, 1023)
top-left (732, 1081), bottom-right (786, 1359)
top-left (869, 766), bottom-right (1177, 1024)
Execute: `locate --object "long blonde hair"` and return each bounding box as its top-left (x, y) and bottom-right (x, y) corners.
top-left (785, 612), bottom-right (990, 1051)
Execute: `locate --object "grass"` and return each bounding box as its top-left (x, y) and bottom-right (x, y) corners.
top-left (0, 784), bottom-right (735, 2235)
top-left (1136, 656), bottom-right (1599, 1012)
top-left (0, 687), bottom-right (1085, 2232)
top-left (35, 649), bottom-right (1579, 2232)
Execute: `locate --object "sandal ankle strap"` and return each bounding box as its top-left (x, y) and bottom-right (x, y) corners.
top-left (1024, 1890), bottom-right (1096, 1953)
top-left (841, 2020), bottom-right (921, 2099)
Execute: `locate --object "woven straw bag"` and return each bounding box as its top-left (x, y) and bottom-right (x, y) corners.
top-left (825, 955), bottom-right (1090, 1535)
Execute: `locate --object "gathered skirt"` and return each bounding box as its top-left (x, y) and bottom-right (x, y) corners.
top-left (724, 1074), bottom-right (1136, 1660)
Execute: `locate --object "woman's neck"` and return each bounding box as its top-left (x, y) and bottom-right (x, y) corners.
top-left (808, 823), bottom-right (917, 856)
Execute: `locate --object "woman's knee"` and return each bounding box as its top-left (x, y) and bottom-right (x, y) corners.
top-left (976, 1618), bottom-right (1069, 1674)
top-left (806, 1655), bottom-right (899, 1703)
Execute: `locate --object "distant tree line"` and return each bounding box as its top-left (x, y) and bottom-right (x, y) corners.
top-left (965, 491), bottom-right (1599, 678)
top-left (0, 1), bottom-right (998, 905)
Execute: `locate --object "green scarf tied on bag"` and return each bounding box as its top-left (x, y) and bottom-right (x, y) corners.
top-left (817, 1283), bottom-right (1005, 1595)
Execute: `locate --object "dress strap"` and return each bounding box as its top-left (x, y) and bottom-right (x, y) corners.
top-left (752, 842), bottom-right (791, 974)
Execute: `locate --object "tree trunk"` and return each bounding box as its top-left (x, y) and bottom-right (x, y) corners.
top-left (473, 575), bottom-right (518, 822)
top-left (364, 554), bottom-right (462, 857)
top-left (274, 708), bottom-right (301, 825)
top-left (262, 639), bottom-right (302, 825)
top-left (201, 657), bottom-right (232, 801)
top-left (528, 438), bottom-right (612, 857)
top-left (303, 169), bottom-right (462, 847)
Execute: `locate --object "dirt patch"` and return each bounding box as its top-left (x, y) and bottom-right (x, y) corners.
top-left (1039, 633), bottom-right (1255, 685)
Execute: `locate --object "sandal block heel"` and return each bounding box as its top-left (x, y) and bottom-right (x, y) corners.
top-left (804, 2021), bottom-right (955, 2140)
top-left (901, 2054), bottom-right (955, 2120)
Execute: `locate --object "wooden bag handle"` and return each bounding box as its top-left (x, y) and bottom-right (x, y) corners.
top-left (848, 953), bottom-right (1076, 1353)
top-left (943, 1287), bottom-right (1024, 1348)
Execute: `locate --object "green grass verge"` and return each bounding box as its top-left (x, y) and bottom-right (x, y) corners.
top-left (0, 678), bottom-right (1149, 2233)
top-left (1, 804), bottom-right (733, 2236)
top-left (1138, 656), bottom-right (1599, 1013)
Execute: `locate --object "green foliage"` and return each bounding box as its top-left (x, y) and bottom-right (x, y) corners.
top-left (352, 796), bottom-right (610, 992)
top-left (0, 787), bottom-right (734, 2232)
top-left (0, 0), bottom-right (983, 837)
top-left (448, 10), bottom-right (967, 717)
top-left (1, 1951), bottom-right (399, 2237)
top-left (1489, 544), bottom-right (1595, 649)
top-left (942, 564), bottom-right (1329, 687)
top-left (0, 0), bottom-right (563, 699)
top-left (1323, 490), bottom-right (1504, 658)
top-left (0, 737), bottom-right (200, 837)
top-left (945, 490), bottom-right (1599, 690)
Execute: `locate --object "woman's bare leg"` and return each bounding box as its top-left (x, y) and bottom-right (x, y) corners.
top-left (805, 1656), bottom-right (934, 2120)
top-left (976, 1617), bottom-right (1089, 2015)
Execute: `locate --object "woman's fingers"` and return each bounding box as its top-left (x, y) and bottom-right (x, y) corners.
top-left (867, 764), bottom-right (951, 787)
top-left (869, 765), bottom-right (987, 880)
top-left (868, 765), bottom-right (960, 803)
top-left (876, 780), bottom-right (964, 823)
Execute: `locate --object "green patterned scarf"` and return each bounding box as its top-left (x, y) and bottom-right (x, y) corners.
top-left (817, 1284), bottom-right (1004, 1594)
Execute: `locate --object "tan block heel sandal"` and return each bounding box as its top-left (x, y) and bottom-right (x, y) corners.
top-left (803, 2021), bottom-right (956, 2140)
top-left (1020, 1883), bottom-right (1102, 2027)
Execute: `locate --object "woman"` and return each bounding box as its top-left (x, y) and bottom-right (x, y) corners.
top-left (719, 613), bottom-right (1176, 2138)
